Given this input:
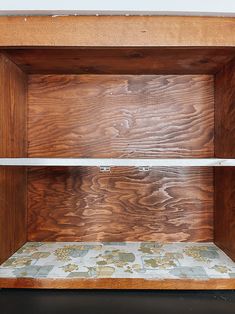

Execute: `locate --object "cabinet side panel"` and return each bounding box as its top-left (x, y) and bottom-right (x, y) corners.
top-left (27, 167), bottom-right (213, 242)
top-left (0, 54), bottom-right (27, 264)
top-left (214, 168), bottom-right (235, 261)
top-left (215, 59), bottom-right (235, 261)
top-left (215, 59), bottom-right (235, 158)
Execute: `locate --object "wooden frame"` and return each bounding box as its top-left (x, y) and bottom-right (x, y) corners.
top-left (0, 16), bottom-right (235, 290)
top-left (0, 54), bottom-right (27, 265)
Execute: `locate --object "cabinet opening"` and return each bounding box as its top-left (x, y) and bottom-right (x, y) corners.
top-left (1, 47), bottom-right (235, 289)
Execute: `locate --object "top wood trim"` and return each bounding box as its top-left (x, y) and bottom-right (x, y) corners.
top-left (0, 16), bottom-right (235, 47)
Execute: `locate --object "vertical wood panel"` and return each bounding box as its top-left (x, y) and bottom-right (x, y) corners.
top-left (214, 168), bottom-right (235, 261)
top-left (0, 167), bottom-right (27, 264)
top-left (0, 53), bottom-right (27, 264)
top-left (214, 58), bottom-right (235, 261)
top-left (215, 58), bottom-right (235, 158)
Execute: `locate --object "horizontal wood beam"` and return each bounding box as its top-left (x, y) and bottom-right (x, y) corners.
top-left (1, 277), bottom-right (235, 290)
top-left (0, 16), bottom-right (235, 47)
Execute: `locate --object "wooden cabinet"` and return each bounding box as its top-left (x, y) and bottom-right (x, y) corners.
top-left (0, 16), bottom-right (235, 289)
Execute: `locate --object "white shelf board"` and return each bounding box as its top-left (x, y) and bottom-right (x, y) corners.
top-left (0, 158), bottom-right (235, 167)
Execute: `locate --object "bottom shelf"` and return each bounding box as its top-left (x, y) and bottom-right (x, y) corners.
top-left (0, 242), bottom-right (235, 289)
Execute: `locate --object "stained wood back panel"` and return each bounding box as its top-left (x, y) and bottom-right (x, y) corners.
top-left (27, 167), bottom-right (213, 242)
top-left (0, 54), bottom-right (27, 264)
top-left (4, 48), bottom-right (235, 74)
top-left (28, 74), bottom-right (214, 158)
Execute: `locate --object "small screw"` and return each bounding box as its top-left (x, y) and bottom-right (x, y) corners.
top-left (100, 166), bottom-right (111, 172)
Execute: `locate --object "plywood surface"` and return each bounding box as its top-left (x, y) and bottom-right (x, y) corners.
top-left (27, 167), bottom-right (213, 242)
top-left (28, 74), bottom-right (214, 158)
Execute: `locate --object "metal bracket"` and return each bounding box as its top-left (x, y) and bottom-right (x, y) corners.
top-left (99, 166), bottom-right (111, 172)
top-left (138, 166), bottom-right (151, 172)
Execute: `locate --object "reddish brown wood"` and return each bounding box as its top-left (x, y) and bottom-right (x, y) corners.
top-left (1, 277), bottom-right (235, 290)
top-left (0, 54), bottom-right (27, 158)
top-left (1, 16), bottom-right (235, 290)
top-left (0, 168), bottom-right (27, 265)
top-left (214, 168), bottom-right (235, 261)
top-left (27, 167), bottom-right (213, 242)
top-left (28, 74), bottom-right (214, 158)
top-left (214, 58), bottom-right (235, 262)
top-left (4, 48), bottom-right (235, 75)
top-left (0, 54), bottom-right (27, 264)
top-left (215, 58), bottom-right (235, 158)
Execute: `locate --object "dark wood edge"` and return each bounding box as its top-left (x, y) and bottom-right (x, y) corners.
top-left (214, 241), bottom-right (235, 262)
top-left (1, 278), bottom-right (235, 289)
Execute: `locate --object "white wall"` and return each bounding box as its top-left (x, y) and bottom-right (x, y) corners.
top-left (0, 0), bottom-right (235, 16)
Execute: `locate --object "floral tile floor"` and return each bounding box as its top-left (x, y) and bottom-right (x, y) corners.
top-left (0, 242), bottom-right (235, 279)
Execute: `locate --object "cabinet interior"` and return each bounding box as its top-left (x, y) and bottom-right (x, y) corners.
top-left (1, 47), bottom-right (235, 289)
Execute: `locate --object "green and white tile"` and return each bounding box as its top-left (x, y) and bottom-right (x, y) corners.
top-left (0, 242), bottom-right (235, 280)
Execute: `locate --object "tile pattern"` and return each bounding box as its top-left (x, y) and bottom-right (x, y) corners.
top-left (0, 242), bottom-right (235, 279)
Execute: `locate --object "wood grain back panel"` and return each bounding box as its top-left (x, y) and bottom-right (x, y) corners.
top-left (27, 167), bottom-right (213, 242)
top-left (0, 54), bottom-right (27, 264)
top-left (4, 48), bottom-right (235, 74)
top-left (28, 74), bottom-right (214, 158)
